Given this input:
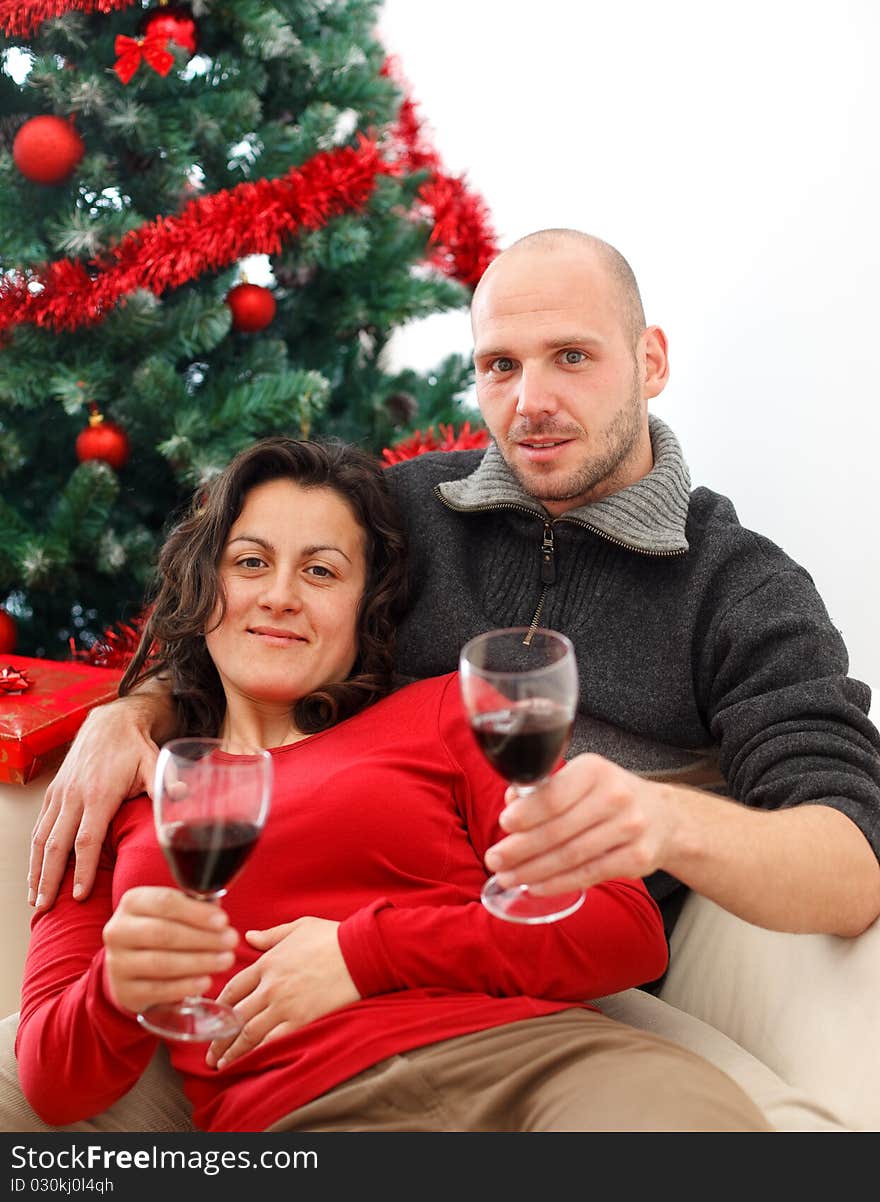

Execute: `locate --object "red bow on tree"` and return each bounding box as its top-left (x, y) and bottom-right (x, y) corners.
top-left (113, 32), bottom-right (175, 85)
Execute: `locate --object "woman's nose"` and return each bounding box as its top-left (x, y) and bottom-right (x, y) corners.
top-left (258, 573), bottom-right (303, 612)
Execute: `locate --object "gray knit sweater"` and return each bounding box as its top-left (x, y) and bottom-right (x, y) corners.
top-left (385, 417), bottom-right (880, 930)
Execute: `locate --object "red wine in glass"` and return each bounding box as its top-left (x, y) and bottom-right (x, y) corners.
top-left (137, 738), bottom-right (272, 1043)
top-left (460, 627), bottom-right (585, 924)
top-left (471, 700), bottom-right (573, 783)
top-left (161, 819), bottom-right (261, 897)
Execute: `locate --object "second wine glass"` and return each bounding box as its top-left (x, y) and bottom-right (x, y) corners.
top-left (459, 627), bottom-right (585, 924)
top-left (137, 737), bottom-right (272, 1042)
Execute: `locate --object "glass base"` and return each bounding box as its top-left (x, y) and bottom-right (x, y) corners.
top-left (481, 875), bottom-right (585, 924)
top-left (137, 997), bottom-right (240, 1042)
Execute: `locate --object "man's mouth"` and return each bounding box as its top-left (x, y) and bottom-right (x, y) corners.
top-left (514, 437), bottom-right (573, 461)
top-left (518, 439), bottom-right (569, 449)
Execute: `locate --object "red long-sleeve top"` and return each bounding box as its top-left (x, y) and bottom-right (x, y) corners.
top-left (17, 673), bottom-right (668, 1131)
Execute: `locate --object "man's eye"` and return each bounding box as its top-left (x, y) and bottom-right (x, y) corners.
top-left (490, 357), bottom-right (516, 373)
top-left (561, 350), bottom-right (586, 365)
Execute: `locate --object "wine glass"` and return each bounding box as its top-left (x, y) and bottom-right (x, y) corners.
top-left (459, 627), bottom-right (585, 924)
top-left (137, 737), bottom-right (272, 1042)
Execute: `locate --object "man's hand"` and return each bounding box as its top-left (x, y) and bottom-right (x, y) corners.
top-left (102, 886), bottom-right (238, 1016)
top-left (29, 698), bottom-right (164, 911)
top-left (484, 751), bottom-right (880, 936)
top-left (484, 753), bottom-right (679, 896)
top-left (205, 917), bottom-right (360, 1071)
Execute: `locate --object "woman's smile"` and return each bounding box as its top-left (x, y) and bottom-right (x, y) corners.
top-left (247, 625), bottom-right (308, 645)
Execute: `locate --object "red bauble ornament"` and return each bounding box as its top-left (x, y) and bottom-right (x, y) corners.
top-left (75, 408), bottom-right (130, 471)
top-left (140, 4), bottom-right (199, 55)
top-left (226, 283), bottom-right (277, 332)
top-left (12, 115), bottom-right (85, 185)
top-left (0, 609), bottom-right (16, 655)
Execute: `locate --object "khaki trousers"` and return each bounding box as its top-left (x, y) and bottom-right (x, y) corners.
top-left (268, 1008), bottom-right (773, 1132)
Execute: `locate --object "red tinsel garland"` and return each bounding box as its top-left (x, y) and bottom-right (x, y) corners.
top-left (0, 0), bottom-right (136, 36)
top-left (381, 421), bottom-right (490, 466)
top-left (69, 611), bottom-right (148, 669)
top-left (0, 138), bottom-right (392, 332)
top-left (417, 174), bottom-right (497, 288)
top-left (385, 76), bottom-right (443, 174)
top-left (384, 58), bottom-right (498, 287)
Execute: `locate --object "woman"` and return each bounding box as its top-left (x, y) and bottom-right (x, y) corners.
top-left (16, 438), bottom-right (770, 1132)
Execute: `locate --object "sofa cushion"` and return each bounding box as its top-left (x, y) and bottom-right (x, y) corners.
top-left (593, 989), bottom-right (848, 1132)
top-left (0, 997), bottom-right (846, 1133)
top-left (660, 892), bottom-right (880, 1132)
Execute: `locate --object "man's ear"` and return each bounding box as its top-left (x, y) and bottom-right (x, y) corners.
top-left (641, 325), bottom-right (670, 400)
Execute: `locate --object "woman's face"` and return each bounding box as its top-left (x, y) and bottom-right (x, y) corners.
top-left (205, 478), bottom-right (368, 715)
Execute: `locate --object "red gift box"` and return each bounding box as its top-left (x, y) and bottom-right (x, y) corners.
top-left (0, 655), bottom-right (124, 785)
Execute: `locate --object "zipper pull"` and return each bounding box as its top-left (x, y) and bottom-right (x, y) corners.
top-left (540, 522), bottom-right (556, 584)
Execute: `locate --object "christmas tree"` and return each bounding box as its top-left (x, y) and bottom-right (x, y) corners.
top-left (0, 0), bottom-right (496, 659)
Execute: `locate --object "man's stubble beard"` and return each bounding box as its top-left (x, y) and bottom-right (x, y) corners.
top-left (500, 375), bottom-right (645, 507)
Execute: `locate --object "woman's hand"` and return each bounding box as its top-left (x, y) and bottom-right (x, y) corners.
top-left (205, 917), bottom-right (360, 1070)
top-left (102, 886), bottom-right (239, 1016)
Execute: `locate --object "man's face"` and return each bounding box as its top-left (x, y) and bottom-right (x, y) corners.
top-left (471, 245), bottom-right (665, 513)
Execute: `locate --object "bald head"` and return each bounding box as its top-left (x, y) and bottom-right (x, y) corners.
top-left (473, 229), bottom-right (646, 349)
top-left (467, 226), bottom-right (668, 510)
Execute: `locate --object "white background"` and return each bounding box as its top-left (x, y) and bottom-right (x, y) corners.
top-left (378, 0), bottom-right (879, 713)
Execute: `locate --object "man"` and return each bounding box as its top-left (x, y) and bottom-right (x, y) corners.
top-left (29, 229), bottom-right (880, 944)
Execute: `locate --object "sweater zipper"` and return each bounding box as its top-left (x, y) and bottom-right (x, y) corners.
top-left (559, 514), bottom-right (688, 558)
top-left (434, 489), bottom-right (687, 644)
top-left (523, 522), bottom-right (555, 645)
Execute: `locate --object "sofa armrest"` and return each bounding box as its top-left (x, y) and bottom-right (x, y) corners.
top-left (659, 891), bottom-right (880, 1132)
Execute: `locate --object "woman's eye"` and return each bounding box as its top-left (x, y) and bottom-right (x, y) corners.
top-left (237, 556), bottom-right (266, 569)
top-left (306, 565), bottom-right (333, 578)
top-left (561, 350), bottom-right (586, 365)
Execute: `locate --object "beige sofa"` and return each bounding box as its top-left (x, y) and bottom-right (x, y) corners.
top-left (1, 773), bottom-right (878, 1132)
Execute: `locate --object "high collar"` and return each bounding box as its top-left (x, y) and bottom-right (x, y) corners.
top-left (436, 414), bottom-right (691, 554)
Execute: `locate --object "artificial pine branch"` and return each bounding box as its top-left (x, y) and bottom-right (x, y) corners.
top-left (50, 460), bottom-right (119, 562)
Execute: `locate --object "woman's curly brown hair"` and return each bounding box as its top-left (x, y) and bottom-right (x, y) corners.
top-left (120, 437), bottom-right (410, 738)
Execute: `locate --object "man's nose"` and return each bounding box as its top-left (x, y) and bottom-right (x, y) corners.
top-left (515, 365), bottom-right (559, 419)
